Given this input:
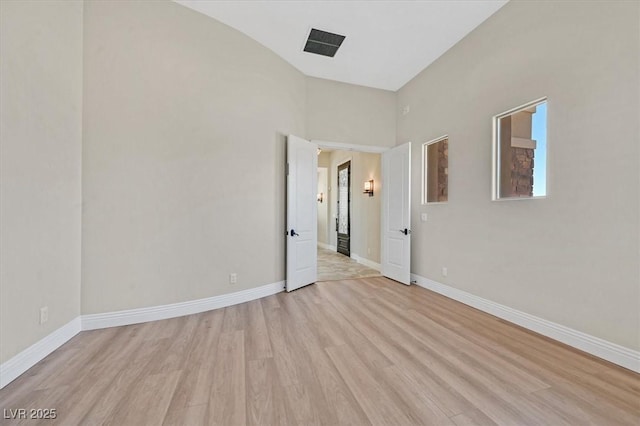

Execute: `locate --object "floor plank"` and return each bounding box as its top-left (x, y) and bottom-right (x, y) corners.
top-left (0, 277), bottom-right (638, 425)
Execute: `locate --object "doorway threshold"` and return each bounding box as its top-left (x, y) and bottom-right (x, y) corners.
top-left (317, 246), bottom-right (381, 282)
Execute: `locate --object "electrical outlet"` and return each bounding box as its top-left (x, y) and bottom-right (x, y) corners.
top-left (39, 306), bottom-right (48, 324)
top-left (442, 267), bottom-right (448, 277)
top-left (421, 213), bottom-right (428, 222)
top-left (229, 273), bottom-right (237, 284)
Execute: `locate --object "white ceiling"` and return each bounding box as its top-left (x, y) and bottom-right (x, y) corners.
top-left (175, 1), bottom-right (508, 91)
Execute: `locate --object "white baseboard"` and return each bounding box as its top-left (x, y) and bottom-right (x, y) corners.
top-left (321, 243), bottom-right (337, 251)
top-left (82, 280), bottom-right (284, 331)
top-left (317, 242), bottom-right (334, 251)
top-left (0, 317), bottom-right (81, 389)
top-left (0, 281), bottom-right (284, 389)
top-left (411, 273), bottom-right (640, 373)
top-left (351, 253), bottom-right (381, 272)
top-left (317, 244), bottom-right (379, 271)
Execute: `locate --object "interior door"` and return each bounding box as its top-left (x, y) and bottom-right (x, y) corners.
top-left (336, 161), bottom-right (351, 257)
top-left (381, 142), bottom-right (411, 284)
top-left (286, 135), bottom-right (318, 292)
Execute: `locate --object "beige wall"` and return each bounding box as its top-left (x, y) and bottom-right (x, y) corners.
top-left (2, 0), bottom-right (637, 367)
top-left (307, 77), bottom-right (396, 148)
top-left (81, 0), bottom-right (305, 314)
top-left (318, 151), bottom-right (331, 168)
top-left (0, 0), bottom-right (83, 363)
top-left (327, 150), bottom-right (381, 264)
top-left (398, 0), bottom-right (640, 350)
top-left (317, 152), bottom-right (331, 245)
top-left (357, 152), bottom-right (382, 264)
top-left (317, 168), bottom-right (329, 244)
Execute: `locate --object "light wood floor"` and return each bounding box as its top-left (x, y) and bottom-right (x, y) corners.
top-left (1, 277), bottom-right (639, 425)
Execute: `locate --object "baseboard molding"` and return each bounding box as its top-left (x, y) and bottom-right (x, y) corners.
top-left (0, 317), bottom-right (81, 389)
top-left (351, 254), bottom-right (381, 272)
top-left (411, 274), bottom-right (640, 373)
top-left (317, 244), bottom-right (379, 271)
top-left (6, 275), bottom-right (635, 394)
top-left (0, 281), bottom-right (285, 390)
top-left (82, 280), bottom-right (285, 331)
top-left (317, 242), bottom-right (334, 251)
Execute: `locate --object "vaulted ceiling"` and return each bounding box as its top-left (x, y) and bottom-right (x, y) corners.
top-left (175, 0), bottom-right (508, 91)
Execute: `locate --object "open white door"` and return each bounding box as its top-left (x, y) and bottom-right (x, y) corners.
top-left (381, 142), bottom-right (411, 285)
top-left (286, 135), bottom-right (318, 292)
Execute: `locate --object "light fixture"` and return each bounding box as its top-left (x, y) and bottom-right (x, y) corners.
top-left (363, 180), bottom-right (374, 197)
top-left (317, 192), bottom-right (324, 203)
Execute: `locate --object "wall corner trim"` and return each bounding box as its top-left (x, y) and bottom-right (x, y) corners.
top-left (81, 280), bottom-right (285, 331)
top-left (410, 273), bottom-right (640, 373)
top-left (0, 317), bottom-right (82, 389)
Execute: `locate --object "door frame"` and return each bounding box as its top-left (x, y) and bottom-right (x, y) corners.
top-left (313, 139), bottom-right (409, 280)
top-left (314, 140), bottom-right (388, 154)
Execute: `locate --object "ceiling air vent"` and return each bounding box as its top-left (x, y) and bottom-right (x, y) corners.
top-left (303, 28), bottom-right (345, 58)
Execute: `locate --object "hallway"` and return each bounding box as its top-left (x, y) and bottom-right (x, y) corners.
top-left (317, 246), bottom-right (380, 282)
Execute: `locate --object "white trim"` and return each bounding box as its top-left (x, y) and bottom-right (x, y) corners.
top-left (0, 317), bottom-right (81, 389)
top-left (0, 281), bottom-right (285, 390)
top-left (495, 96), bottom-right (547, 119)
top-left (492, 97), bottom-right (547, 201)
top-left (82, 281), bottom-right (284, 331)
top-left (313, 139), bottom-right (389, 154)
top-left (492, 195), bottom-right (547, 202)
top-left (317, 242), bottom-right (334, 250)
top-left (351, 253), bottom-right (381, 271)
top-left (411, 273), bottom-right (640, 373)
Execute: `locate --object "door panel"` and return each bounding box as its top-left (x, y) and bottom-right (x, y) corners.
top-left (286, 135), bottom-right (318, 292)
top-left (337, 161), bottom-right (351, 257)
top-left (381, 142), bottom-right (411, 284)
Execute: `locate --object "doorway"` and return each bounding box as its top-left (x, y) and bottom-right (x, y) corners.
top-left (316, 148), bottom-right (382, 282)
top-left (337, 160), bottom-right (351, 257)
top-left (287, 135), bottom-right (411, 290)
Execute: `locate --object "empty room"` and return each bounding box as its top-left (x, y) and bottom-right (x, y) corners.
top-left (1, 0), bottom-right (639, 425)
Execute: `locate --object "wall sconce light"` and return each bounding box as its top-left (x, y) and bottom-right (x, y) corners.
top-left (317, 192), bottom-right (324, 203)
top-left (363, 180), bottom-right (374, 197)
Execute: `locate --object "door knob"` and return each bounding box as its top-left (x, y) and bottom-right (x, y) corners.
top-left (398, 228), bottom-right (411, 235)
top-left (290, 229), bottom-right (300, 237)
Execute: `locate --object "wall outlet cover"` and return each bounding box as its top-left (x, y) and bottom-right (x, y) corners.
top-left (39, 307), bottom-right (48, 324)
